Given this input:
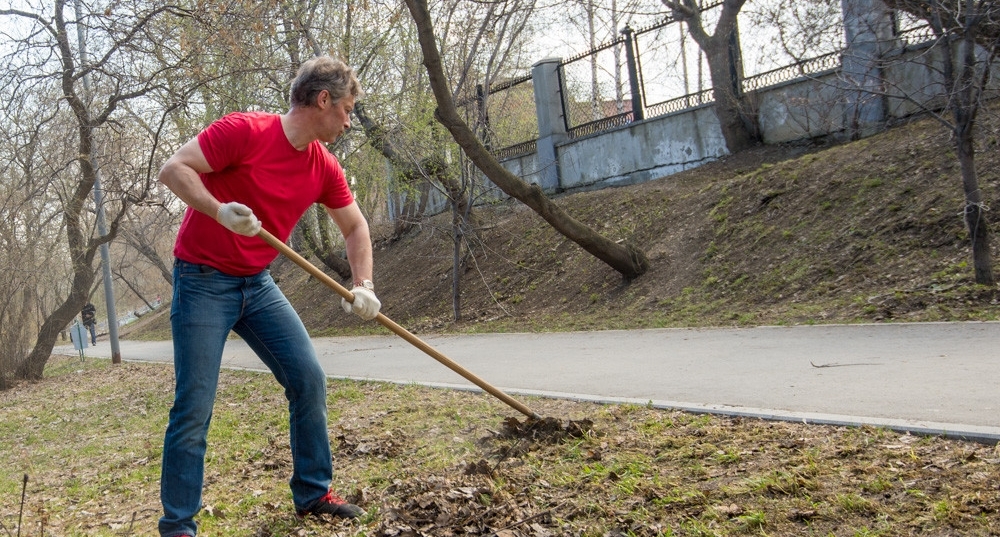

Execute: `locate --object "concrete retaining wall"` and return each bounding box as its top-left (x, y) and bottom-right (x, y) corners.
top-left (494, 38), bottom-right (957, 195)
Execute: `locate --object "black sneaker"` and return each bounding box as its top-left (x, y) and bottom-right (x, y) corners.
top-left (296, 491), bottom-right (364, 519)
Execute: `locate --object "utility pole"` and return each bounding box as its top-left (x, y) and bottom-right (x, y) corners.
top-left (75, 0), bottom-right (121, 364)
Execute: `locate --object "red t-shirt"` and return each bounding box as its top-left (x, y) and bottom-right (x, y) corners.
top-left (173, 112), bottom-right (354, 276)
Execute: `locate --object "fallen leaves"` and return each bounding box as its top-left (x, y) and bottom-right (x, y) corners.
top-left (3, 358), bottom-right (1000, 536)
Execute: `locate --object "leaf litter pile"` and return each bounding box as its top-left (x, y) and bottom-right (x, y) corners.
top-left (1, 357), bottom-right (999, 536)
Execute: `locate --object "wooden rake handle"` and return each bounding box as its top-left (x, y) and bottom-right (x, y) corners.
top-left (257, 228), bottom-right (541, 420)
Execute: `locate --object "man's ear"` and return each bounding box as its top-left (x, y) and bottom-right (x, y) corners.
top-left (316, 89), bottom-right (330, 109)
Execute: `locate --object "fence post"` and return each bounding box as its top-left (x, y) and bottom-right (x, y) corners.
top-left (622, 26), bottom-right (644, 122)
top-left (531, 57), bottom-right (567, 192)
top-left (476, 84), bottom-right (493, 151)
top-left (840, 0), bottom-right (893, 137)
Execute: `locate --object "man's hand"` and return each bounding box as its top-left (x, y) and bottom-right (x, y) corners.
top-left (216, 202), bottom-right (262, 236)
top-left (341, 287), bottom-right (381, 321)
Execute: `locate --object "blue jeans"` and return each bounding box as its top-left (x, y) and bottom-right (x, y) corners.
top-left (159, 260), bottom-right (332, 537)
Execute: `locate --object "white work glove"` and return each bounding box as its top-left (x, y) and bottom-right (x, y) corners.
top-left (341, 287), bottom-right (381, 321)
top-left (216, 202), bottom-right (262, 236)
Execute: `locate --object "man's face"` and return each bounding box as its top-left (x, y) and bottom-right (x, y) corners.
top-left (318, 91), bottom-right (355, 143)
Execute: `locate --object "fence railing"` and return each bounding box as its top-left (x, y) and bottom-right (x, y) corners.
top-left (568, 112), bottom-right (633, 140)
top-left (468, 7), bottom-right (935, 160)
top-left (645, 88), bottom-right (714, 118)
top-left (743, 50), bottom-right (843, 92)
top-left (456, 73), bottom-right (538, 159)
top-left (493, 139), bottom-right (537, 161)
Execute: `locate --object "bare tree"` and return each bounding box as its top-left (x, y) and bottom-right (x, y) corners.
top-left (662, 0), bottom-right (761, 151)
top-left (744, 0), bottom-right (844, 65)
top-left (0, 0), bottom-right (190, 383)
top-left (404, 0), bottom-right (650, 280)
top-left (878, 0), bottom-right (997, 284)
top-left (0, 101), bottom-right (68, 387)
top-left (344, 0), bottom-right (552, 317)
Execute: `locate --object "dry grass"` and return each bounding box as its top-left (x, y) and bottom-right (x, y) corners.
top-left (2, 356), bottom-right (999, 536)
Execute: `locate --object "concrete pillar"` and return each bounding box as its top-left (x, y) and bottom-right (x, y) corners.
top-left (532, 58), bottom-right (567, 192)
top-left (840, 0), bottom-right (895, 136)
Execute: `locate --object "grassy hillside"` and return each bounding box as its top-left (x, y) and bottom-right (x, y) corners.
top-left (127, 111), bottom-right (1000, 341)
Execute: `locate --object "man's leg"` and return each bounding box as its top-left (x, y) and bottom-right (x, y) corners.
top-left (232, 270), bottom-right (334, 512)
top-left (159, 261), bottom-right (242, 537)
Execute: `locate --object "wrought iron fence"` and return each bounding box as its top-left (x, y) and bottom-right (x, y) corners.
top-left (644, 88), bottom-right (714, 118)
top-left (559, 32), bottom-right (632, 138)
top-left (896, 23), bottom-right (935, 48)
top-left (467, 5), bottom-right (936, 159)
top-left (493, 139), bottom-right (537, 161)
top-left (457, 74), bottom-right (538, 159)
top-left (568, 112), bottom-right (633, 140)
top-left (742, 51), bottom-right (842, 92)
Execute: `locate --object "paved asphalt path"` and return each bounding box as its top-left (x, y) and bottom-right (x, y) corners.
top-left (54, 321), bottom-right (1000, 443)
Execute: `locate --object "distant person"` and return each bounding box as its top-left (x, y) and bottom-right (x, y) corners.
top-left (80, 302), bottom-right (97, 345)
top-left (155, 56), bottom-right (379, 537)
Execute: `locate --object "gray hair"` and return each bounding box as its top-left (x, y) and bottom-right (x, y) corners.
top-left (289, 56), bottom-right (363, 107)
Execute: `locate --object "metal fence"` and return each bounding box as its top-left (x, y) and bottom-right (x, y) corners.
top-left (559, 32), bottom-right (634, 140)
top-left (468, 4), bottom-right (934, 160)
top-left (627, 3), bottom-right (724, 123)
top-left (457, 74), bottom-right (537, 159)
top-left (742, 50), bottom-right (842, 92)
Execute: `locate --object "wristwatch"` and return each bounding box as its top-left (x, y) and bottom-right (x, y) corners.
top-left (355, 279), bottom-right (374, 292)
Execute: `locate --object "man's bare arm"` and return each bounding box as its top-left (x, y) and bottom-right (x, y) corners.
top-left (326, 202), bottom-right (374, 285)
top-left (158, 138), bottom-right (222, 219)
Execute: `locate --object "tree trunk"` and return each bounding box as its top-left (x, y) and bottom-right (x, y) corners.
top-left (705, 40), bottom-right (757, 152)
top-left (297, 206), bottom-right (352, 279)
top-left (955, 121), bottom-right (994, 285)
top-left (452, 196), bottom-right (464, 321)
top-left (124, 231), bottom-right (173, 285)
top-left (948, 8), bottom-right (994, 285)
top-left (404, 0), bottom-right (650, 280)
top-left (663, 0), bottom-right (759, 153)
top-left (18, 282), bottom-right (94, 380)
top-left (113, 268), bottom-right (157, 312)
top-left (880, 0), bottom-right (996, 285)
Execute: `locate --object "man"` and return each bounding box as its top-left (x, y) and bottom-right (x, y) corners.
top-left (156, 57), bottom-right (381, 537)
top-left (81, 302), bottom-right (97, 345)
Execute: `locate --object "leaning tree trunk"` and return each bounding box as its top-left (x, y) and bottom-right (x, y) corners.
top-left (404, 0), bottom-right (649, 280)
top-left (18, 266), bottom-right (96, 380)
top-left (297, 205), bottom-right (352, 279)
top-left (124, 231), bottom-right (173, 284)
